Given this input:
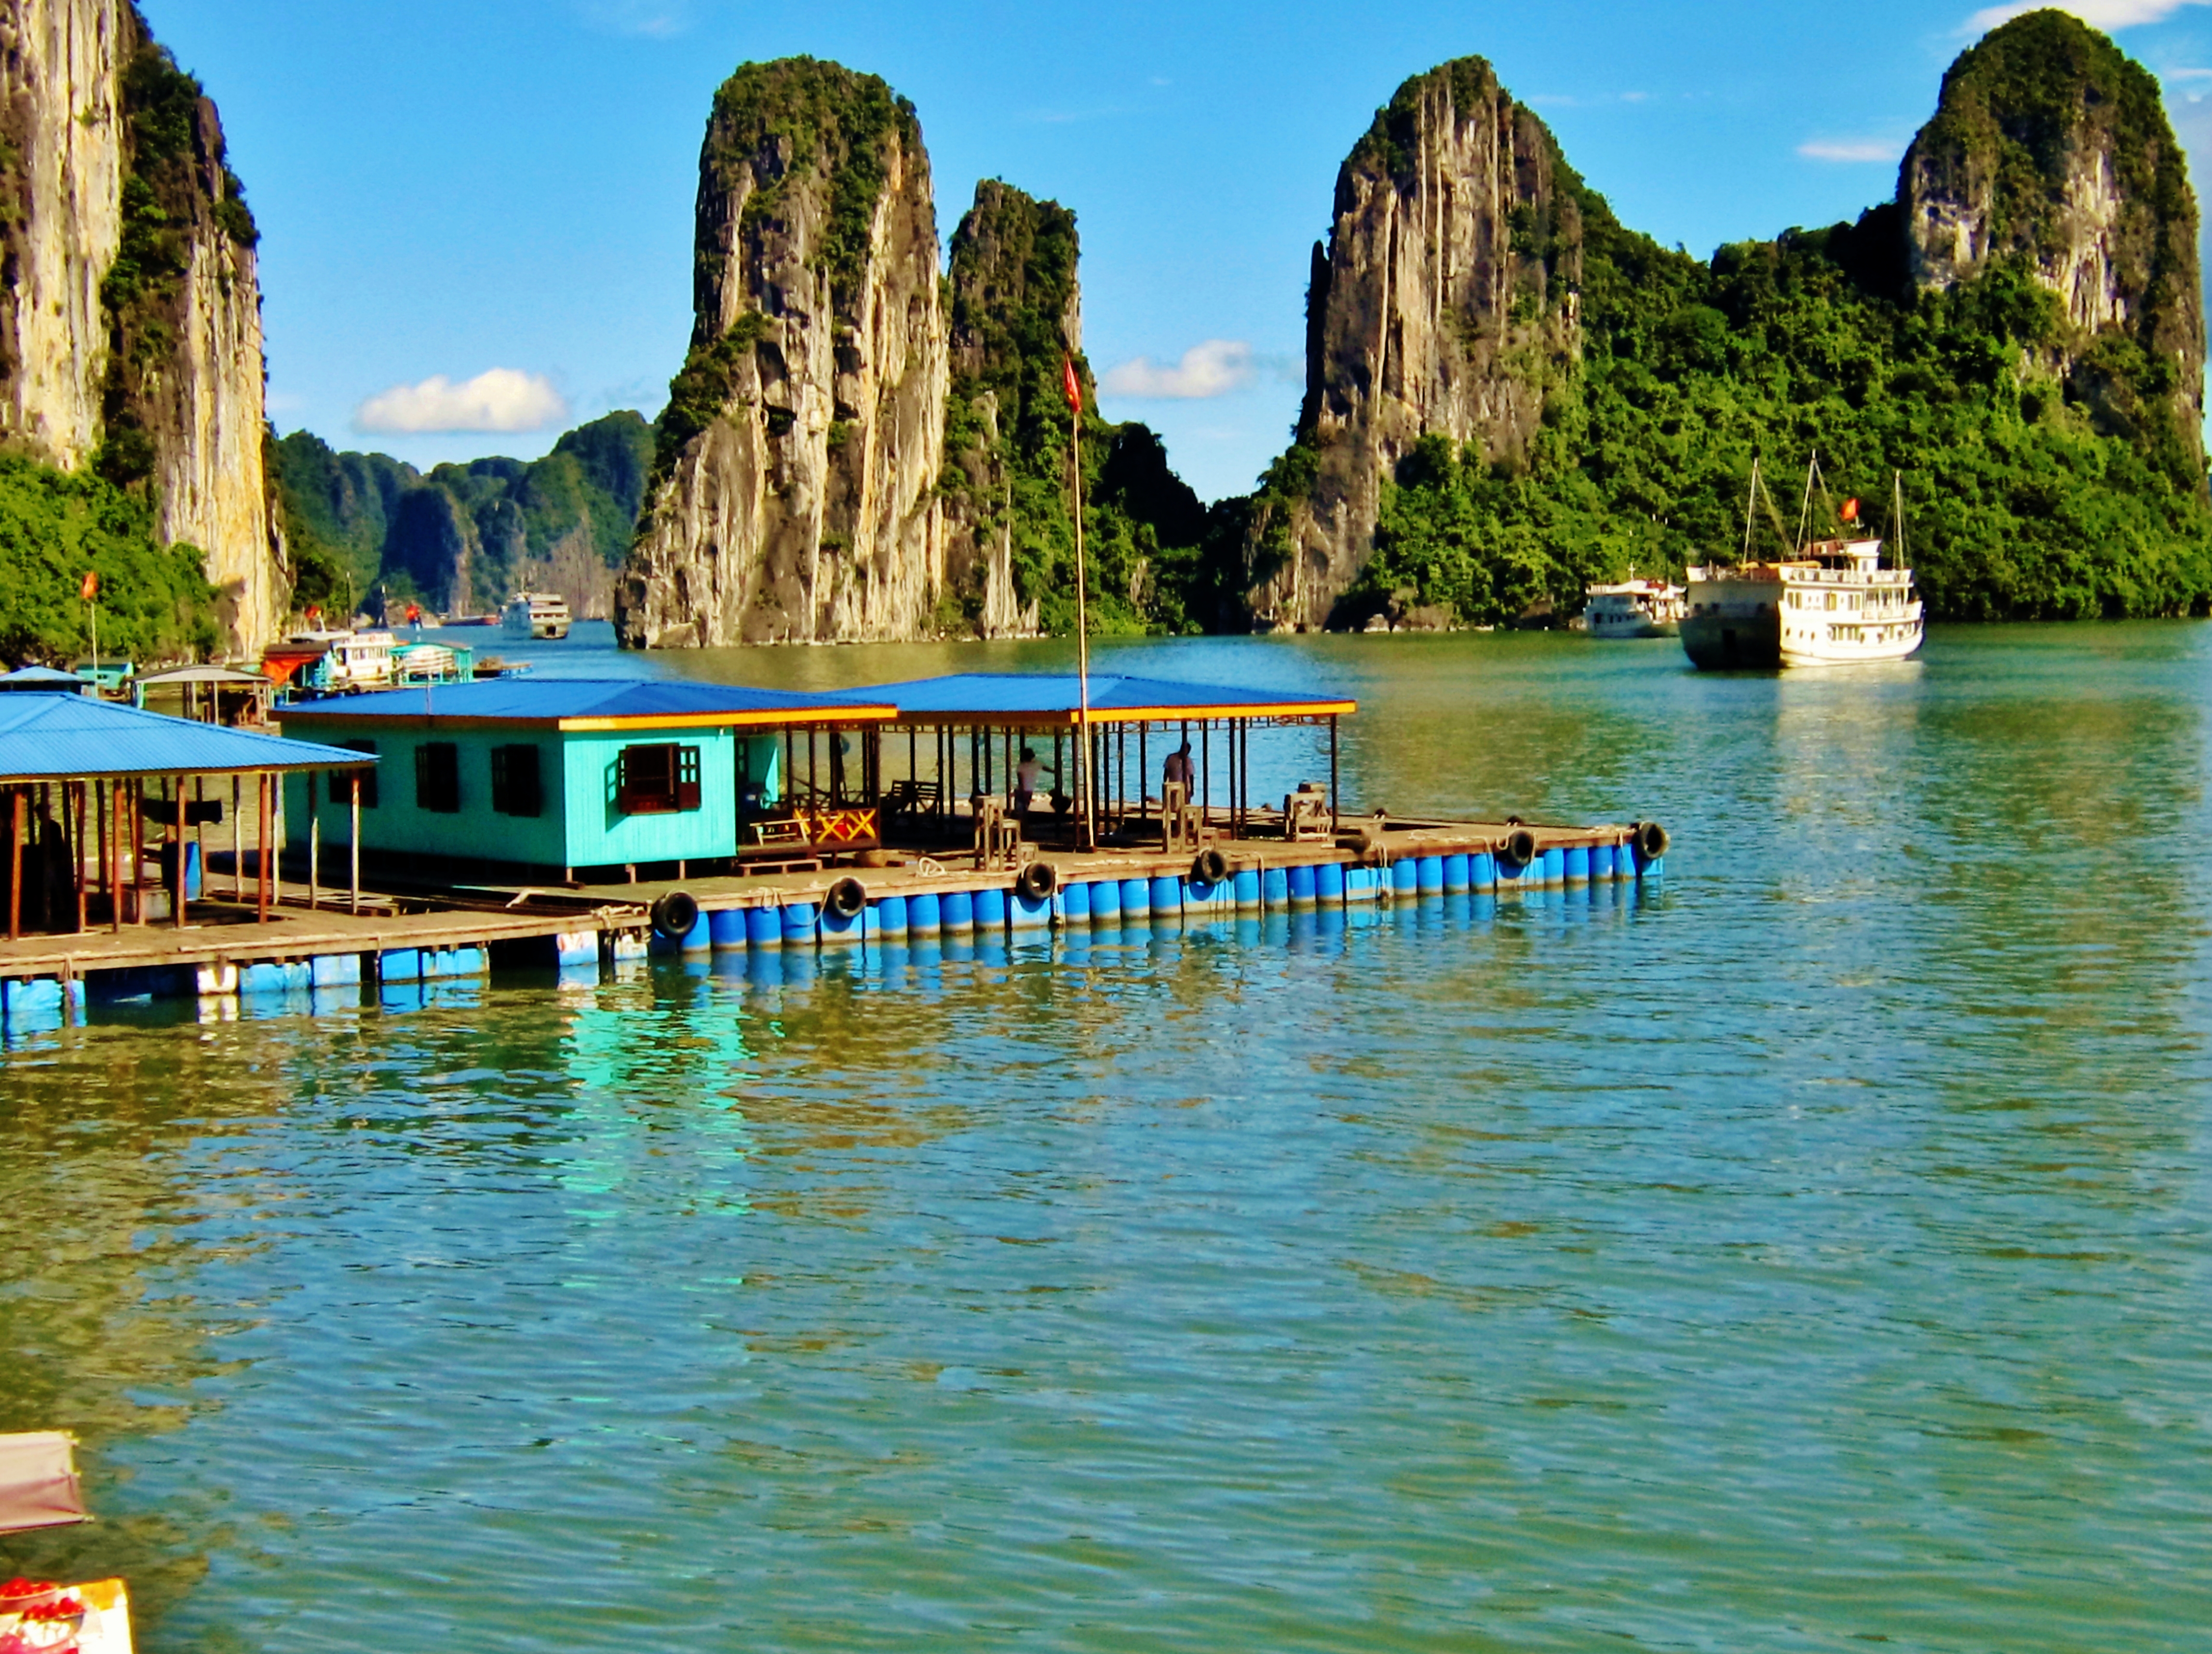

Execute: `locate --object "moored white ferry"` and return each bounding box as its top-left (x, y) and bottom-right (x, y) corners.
top-left (1682, 542), bottom-right (1923, 668)
top-left (503, 592), bottom-right (572, 640)
top-left (1582, 578), bottom-right (1685, 638)
top-left (1682, 461), bottom-right (1924, 670)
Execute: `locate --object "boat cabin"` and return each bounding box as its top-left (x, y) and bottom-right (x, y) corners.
top-left (276, 678), bottom-right (898, 883)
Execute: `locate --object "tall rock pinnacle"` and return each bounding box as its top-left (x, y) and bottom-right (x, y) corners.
top-left (619, 57), bottom-right (949, 648)
top-left (1250, 57), bottom-right (1584, 631)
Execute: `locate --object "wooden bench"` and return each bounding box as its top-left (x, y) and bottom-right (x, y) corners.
top-left (886, 779), bottom-right (941, 819)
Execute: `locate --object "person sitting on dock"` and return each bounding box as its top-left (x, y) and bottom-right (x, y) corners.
top-left (1012, 747), bottom-right (1043, 816)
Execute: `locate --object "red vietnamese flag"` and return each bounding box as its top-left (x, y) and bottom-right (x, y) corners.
top-left (80, 570), bottom-right (98, 602)
top-left (1841, 497), bottom-right (1860, 523)
top-left (1061, 356), bottom-right (1081, 413)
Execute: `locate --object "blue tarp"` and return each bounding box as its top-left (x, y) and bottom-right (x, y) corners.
top-left (0, 694), bottom-right (378, 782)
top-left (277, 677), bottom-right (895, 725)
top-left (819, 672), bottom-right (1357, 722)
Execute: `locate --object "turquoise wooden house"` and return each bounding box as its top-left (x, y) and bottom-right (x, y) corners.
top-left (277, 679), bottom-right (896, 882)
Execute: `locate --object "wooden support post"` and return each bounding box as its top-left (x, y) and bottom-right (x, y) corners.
top-left (256, 772), bottom-right (271, 922)
top-left (1201, 721), bottom-right (1211, 825)
top-left (172, 773), bottom-right (186, 928)
top-left (7, 786), bottom-right (21, 941)
top-left (308, 772), bottom-right (320, 910)
top-left (232, 775), bottom-right (243, 901)
top-left (350, 773), bottom-right (362, 916)
top-left (130, 778), bottom-right (144, 926)
top-left (1329, 715), bottom-right (1340, 832)
top-left (1139, 724), bottom-right (1148, 821)
top-left (71, 781), bottom-right (86, 934)
top-left (97, 778), bottom-right (113, 934)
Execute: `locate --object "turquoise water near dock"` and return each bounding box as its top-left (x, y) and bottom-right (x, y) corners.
top-left (5, 624), bottom-right (2212, 1650)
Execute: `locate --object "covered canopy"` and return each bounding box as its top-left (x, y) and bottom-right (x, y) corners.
top-left (278, 676), bottom-right (899, 732)
top-left (0, 665), bottom-right (91, 692)
top-left (822, 672), bottom-right (1356, 727)
top-left (135, 664), bottom-right (271, 687)
top-left (0, 1432), bottom-right (87, 1534)
top-left (0, 693), bottom-right (378, 783)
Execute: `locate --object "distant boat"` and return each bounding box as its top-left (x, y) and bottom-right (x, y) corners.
top-left (1581, 577), bottom-right (1685, 638)
top-left (503, 593), bottom-right (572, 640)
top-left (445, 612), bottom-right (501, 627)
top-left (1682, 460), bottom-right (1925, 670)
top-left (262, 628), bottom-right (397, 693)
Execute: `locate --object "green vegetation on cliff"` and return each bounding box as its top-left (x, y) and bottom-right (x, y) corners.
top-left (939, 182), bottom-right (1237, 635)
top-left (1335, 12), bottom-right (2212, 626)
top-left (0, 455), bottom-right (215, 664)
top-left (276, 412), bottom-right (656, 617)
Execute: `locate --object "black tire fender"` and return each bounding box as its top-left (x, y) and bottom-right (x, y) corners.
top-left (1016, 861), bottom-right (1058, 901)
top-left (1500, 828), bottom-right (1538, 870)
top-left (649, 889), bottom-right (700, 940)
top-left (1191, 847), bottom-right (1230, 885)
top-left (1636, 820), bottom-right (1670, 862)
top-left (826, 875), bottom-right (867, 920)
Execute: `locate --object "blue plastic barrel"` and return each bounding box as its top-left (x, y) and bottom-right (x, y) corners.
top-left (1233, 868), bottom-right (1262, 909)
top-left (941, 890), bottom-right (975, 932)
top-left (1288, 862), bottom-right (1318, 904)
top-left (1011, 892), bottom-right (1051, 930)
top-left (1061, 881), bottom-right (1092, 923)
top-left (973, 887), bottom-right (1008, 930)
top-left (876, 895), bottom-right (909, 937)
top-left (819, 905), bottom-right (861, 946)
top-left (1496, 853), bottom-right (1524, 885)
top-left (1119, 877), bottom-right (1150, 918)
top-left (1592, 842), bottom-right (1615, 881)
top-left (781, 902), bottom-right (818, 946)
top-left (709, 908), bottom-right (746, 949)
top-left (1089, 879), bottom-right (1120, 922)
top-left (1316, 861), bottom-right (1346, 901)
top-left (1565, 845), bottom-right (1592, 884)
top-left (1640, 855), bottom-right (1664, 880)
top-left (907, 892), bottom-right (941, 932)
top-left (1262, 867), bottom-right (1290, 907)
top-left (1541, 848), bottom-right (1566, 885)
top-left (1442, 853), bottom-right (1470, 893)
top-left (1150, 875), bottom-right (1181, 915)
top-left (1416, 855), bottom-right (1443, 894)
top-left (743, 907), bottom-right (779, 948)
top-left (1391, 860), bottom-right (1418, 895)
top-left (681, 910), bottom-right (711, 952)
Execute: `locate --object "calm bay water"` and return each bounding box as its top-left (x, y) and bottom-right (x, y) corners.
top-left (5, 624), bottom-right (2211, 1651)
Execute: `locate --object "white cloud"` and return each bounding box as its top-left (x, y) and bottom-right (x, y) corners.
top-left (1798, 138), bottom-right (1902, 163)
top-left (354, 368), bottom-right (569, 434)
top-left (1098, 340), bottom-right (1255, 400)
top-left (1966, 0), bottom-right (2208, 32)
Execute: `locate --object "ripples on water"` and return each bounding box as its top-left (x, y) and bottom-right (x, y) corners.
top-left (4, 624), bottom-right (2211, 1652)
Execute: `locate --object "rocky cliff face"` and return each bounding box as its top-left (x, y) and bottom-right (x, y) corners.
top-left (1249, 57), bottom-right (1583, 631)
top-left (938, 179), bottom-right (1091, 637)
top-left (1900, 8), bottom-right (2204, 477)
top-left (0, 1), bottom-right (283, 654)
top-left (620, 57), bottom-right (947, 648)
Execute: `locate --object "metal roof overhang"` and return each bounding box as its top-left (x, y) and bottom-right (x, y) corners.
top-left (0, 697), bottom-right (379, 783)
top-left (831, 674), bottom-right (1356, 728)
top-left (278, 705), bottom-right (901, 733)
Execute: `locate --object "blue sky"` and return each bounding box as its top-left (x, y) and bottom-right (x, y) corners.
top-left (145, 0), bottom-right (2212, 501)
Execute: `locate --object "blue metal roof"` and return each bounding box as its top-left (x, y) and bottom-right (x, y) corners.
top-left (0, 666), bottom-right (91, 691)
top-left (0, 694), bottom-right (379, 782)
top-left (276, 677), bottom-right (895, 728)
top-left (821, 672), bottom-right (1357, 723)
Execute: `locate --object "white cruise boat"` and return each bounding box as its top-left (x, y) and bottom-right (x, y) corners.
top-left (1582, 578), bottom-right (1685, 638)
top-left (504, 592), bottom-right (572, 640)
top-left (1682, 462), bottom-right (1924, 670)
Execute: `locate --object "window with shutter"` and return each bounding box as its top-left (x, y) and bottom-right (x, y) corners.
top-left (617, 744), bottom-right (702, 814)
top-left (491, 744), bottom-right (543, 817)
top-left (416, 742), bottom-right (460, 813)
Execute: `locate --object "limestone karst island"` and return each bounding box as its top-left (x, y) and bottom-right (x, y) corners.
top-left (5, 5), bottom-right (2212, 1652)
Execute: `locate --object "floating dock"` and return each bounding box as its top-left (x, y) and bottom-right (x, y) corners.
top-left (0, 812), bottom-right (1663, 1036)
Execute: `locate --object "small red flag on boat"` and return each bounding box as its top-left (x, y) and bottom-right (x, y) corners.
top-left (1841, 497), bottom-right (1860, 523)
top-left (1061, 356), bottom-right (1081, 413)
top-left (80, 570), bottom-right (97, 602)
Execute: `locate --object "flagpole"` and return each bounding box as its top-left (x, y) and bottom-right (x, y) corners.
top-left (1068, 359), bottom-right (1094, 850)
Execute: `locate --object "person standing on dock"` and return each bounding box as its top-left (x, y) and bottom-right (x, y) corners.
top-left (1013, 747), bottom-right (1042, 816)
top-left (1163, 741), bottom-right (1194, 793)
